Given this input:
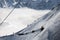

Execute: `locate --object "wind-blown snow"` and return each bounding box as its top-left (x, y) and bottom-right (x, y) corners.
top-left (0, 7), bottom-right (50, 37)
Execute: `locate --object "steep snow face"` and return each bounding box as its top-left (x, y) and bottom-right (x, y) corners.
top-left (0, 7), bottom-right (50, 37)
top-left (33, 6), bottom-right (60, 40)
top-left (15, 5), bottom-right (60, 40)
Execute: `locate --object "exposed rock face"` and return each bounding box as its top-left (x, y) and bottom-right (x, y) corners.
top-left (0, 0), bottom-right (60, 10)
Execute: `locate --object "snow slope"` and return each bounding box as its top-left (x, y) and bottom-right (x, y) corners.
top-left (0, 4), bottom-right (60, 40)
top-left (0, 7), bottom-right (50, 37)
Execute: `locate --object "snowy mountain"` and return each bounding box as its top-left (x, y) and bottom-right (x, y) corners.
top-left (0, 0), bottom-right (60, 9)
top-left (0, 3), bottom-right (60, 40)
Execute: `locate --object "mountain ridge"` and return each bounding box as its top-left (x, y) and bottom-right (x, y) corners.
top-left (0, 0), bottom-right (60, 10)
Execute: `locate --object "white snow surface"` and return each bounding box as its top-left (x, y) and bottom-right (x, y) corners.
top-left (0, 7), bottom-right (50, 37)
